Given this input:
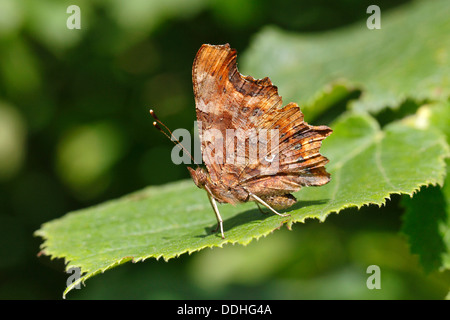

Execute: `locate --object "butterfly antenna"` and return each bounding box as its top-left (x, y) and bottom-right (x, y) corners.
top-left (149, 109), bottom-right (197, 165)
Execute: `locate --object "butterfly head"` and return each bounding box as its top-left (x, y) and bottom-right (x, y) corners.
top-left (187, 167), bottom-right (209, 189)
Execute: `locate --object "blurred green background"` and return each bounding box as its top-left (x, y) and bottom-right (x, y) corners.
top-left (1, 0), bottom-right (448, 299)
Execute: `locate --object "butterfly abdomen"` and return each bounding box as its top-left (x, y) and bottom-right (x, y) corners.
top-left (259, 194), bottom-right (297, 210)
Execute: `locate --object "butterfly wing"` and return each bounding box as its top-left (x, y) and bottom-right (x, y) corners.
top-left (192, 44), bottom-right (331, 197)
top-left (240, 102), bottom-right (332, 196)
top-left (192, 44), bottom-right (282, 183)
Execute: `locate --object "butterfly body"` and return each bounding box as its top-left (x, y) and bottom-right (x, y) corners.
top-left (188, 166), bottom-right (248, 204)
top-left (188, 166), bottom-right (296, 208)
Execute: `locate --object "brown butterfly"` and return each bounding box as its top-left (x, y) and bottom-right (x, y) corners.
top-left (151, 44), bottom-right (332, 238)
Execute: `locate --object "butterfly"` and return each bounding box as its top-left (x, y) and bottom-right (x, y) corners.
top-left (151, 44), bottom-right (332, 239)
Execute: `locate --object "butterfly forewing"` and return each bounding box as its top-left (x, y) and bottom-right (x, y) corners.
top-left (192, 44), bottom-right (284, 184)
top-left (192, 44), bottom-right (332, 197)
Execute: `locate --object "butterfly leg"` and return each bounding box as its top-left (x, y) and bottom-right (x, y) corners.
top-left (205, 187), bottom-right (225, 239)
top-left (255, 202), bottom-right (269, 215)
top-left (248, 192), bottom-right (290, 218)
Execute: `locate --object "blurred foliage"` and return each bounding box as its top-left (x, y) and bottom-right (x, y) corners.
top-left (243, 0), bottom-right (450, 116)
top-left (1, 0), bottom-right (449, 299)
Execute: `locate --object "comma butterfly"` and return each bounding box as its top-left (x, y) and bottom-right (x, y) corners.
top-left (151, 44), bottom-right (332, 238)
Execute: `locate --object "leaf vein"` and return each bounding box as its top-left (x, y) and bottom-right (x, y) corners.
top-left (375, 133), bottom-right (396, 189)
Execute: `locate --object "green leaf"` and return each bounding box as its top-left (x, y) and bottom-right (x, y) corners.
top-left (401, 101), bottom-right (450, 272)
top-left (241, 0), bottom-right (450, 117)
top-left (401, 183), bottom-right (450, 273)
top-left (35, 111), bottom-right (449, 297)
